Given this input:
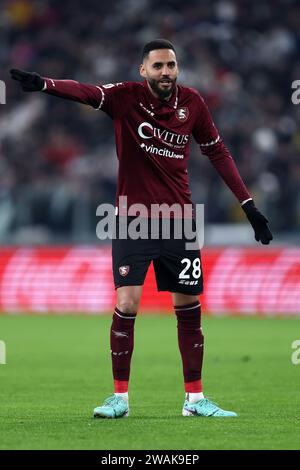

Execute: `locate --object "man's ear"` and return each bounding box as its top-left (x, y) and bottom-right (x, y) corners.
top-left (139, 63), bottom-right (146, 78)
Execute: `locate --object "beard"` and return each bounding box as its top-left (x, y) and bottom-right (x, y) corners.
top-left (148, 77), bottom-right (177, 100)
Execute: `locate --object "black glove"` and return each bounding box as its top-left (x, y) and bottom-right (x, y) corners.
top-left (10, 68), bottom-right (45, 91)
top-left (242, 200), bottom-right (273, 245)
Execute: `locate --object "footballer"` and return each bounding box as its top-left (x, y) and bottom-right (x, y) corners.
top-left (11, 39), bottom-right (272, 418)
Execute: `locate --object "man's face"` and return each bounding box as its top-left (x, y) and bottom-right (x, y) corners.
top-left (140, 49), bottom-right (178, 100)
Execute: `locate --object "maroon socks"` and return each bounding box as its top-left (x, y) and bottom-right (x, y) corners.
top-left (174, 301), bottom-right (204, 393)
top-left (110, 302), bottom-right (204, 395)
top-left (110, 307), bottom-right (136, 393)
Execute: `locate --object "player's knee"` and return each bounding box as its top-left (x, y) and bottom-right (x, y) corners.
top-left (117, 299), bottom-right (139, 314)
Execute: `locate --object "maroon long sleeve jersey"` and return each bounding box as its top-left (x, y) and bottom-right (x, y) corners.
top-left (43, 78), bottom-right (251, 215)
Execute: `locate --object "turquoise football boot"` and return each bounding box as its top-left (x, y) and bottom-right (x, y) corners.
top-left (93, 395), bottom-right (129, 419)
top-left (182, 398), bottom-right (237, 417)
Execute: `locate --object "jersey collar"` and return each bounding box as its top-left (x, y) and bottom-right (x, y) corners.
top-left (142, 80), bottom-right (178, 111)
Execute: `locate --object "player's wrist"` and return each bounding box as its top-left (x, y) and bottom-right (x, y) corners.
top-left (241, 199), bottom-right (256, 215)
top-left (241, 198), bottom-right (253, 207)
top-left (31, 72), bottom-right (45, 91)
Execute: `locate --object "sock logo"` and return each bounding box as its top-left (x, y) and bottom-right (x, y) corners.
top-left (111, 350), bottom-right (129, 356)
top-left (193, 343), bottom-right (203, 348)
top-left (112, 330), bottom-right (129, 338)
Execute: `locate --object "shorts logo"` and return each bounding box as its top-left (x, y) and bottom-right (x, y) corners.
top-left (119, 265), bottom-right (130, 276)
top-left (178, 280), bottom-right (198, 285)
top-left (176, 107), bottom-right (189, 122)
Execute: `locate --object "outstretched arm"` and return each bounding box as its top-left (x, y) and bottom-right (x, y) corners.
top-left (193, 92), bottom-right (273, 245)
top-left (201, 141), bottom-right (273, 244)
top-left (10, 69), bottom-right (102, 109)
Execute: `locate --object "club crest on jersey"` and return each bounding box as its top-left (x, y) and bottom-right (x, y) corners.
top-left (176, 107), bottom-right (189, 122)
top-left (119, 265), bottom-right (130, 276)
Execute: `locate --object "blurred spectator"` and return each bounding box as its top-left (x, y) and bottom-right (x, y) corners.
top-left (41, 127), bottom-right (84, 172)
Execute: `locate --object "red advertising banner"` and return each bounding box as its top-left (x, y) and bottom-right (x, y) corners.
top-left (0, 247), bottom-right (299, 315)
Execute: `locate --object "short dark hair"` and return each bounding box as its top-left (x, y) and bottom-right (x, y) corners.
top-left (142, 39), bottom-right (176, 61)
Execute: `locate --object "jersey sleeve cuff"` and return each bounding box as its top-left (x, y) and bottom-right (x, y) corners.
top-left (241, 198), bottom-right (253, 206)
top-left (95, 86), bottom-right (105, 110)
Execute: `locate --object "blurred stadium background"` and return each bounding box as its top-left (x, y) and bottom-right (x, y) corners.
top-left (0, 0), bottom-right (299, 314)
top-left (1, 0), bottom-right (300, 452)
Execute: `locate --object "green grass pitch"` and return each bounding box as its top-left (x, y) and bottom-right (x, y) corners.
top-left (0, 314), bottom-right (300, 450)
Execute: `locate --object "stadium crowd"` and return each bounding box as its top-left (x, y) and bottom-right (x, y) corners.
top-left (0, 0), bottom-right (299, 243)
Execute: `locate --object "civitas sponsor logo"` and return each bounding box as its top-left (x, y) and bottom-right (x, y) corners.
top-left (138, 121), bottom-right (189, 145)
top-left (206, 248), bottom-right (300, 314)
top-left (291, 80), bottom-right (300, 104)
top-left (140, 143), bottom-right (184, 159)
top-left (0, 80), bottom-right (6, 104)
